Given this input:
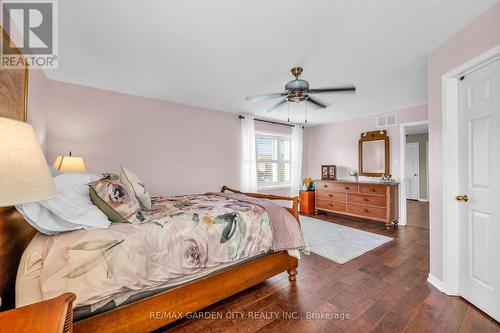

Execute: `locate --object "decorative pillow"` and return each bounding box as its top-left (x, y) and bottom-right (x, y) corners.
top-left (120, 166), bottom-right (151, 210)
top-left (89, 175), bottom-right (143, 223)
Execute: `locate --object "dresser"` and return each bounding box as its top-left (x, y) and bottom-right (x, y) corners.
top-left (315, 180), bottom-right (399, 229)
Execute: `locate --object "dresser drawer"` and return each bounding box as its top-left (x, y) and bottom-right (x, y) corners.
top-left (334, 182), bottom-right (358, 193)
top-left (347, 204), bottom-right (387, 220)
top-left (359, 184), bottom-right (387, 195)
top-left (317, 191), bottom-right (346, 202)
top-left (316, 181), bottom-right (335, 192)
top-left (317, 199), bottom-right (346, 213)
top-left (347, 193), bottom-right (386, 207)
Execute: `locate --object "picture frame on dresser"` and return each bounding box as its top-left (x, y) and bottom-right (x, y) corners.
top-left (321, 165), bottom-right (336, 180)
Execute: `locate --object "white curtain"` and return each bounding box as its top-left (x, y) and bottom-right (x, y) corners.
top-left (240, 115), bottom-right (258, 192)
top-left (291, 125), bottom-right (303, 196)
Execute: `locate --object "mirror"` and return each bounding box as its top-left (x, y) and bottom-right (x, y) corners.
top-left (358, 130), bottom-right (389, 177)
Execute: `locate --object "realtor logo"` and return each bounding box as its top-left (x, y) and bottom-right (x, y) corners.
top-left (1, 0), bottom-right (58, 69)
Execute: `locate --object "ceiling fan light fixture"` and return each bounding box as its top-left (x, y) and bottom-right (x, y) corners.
top-left (285, 79), bottom-right (309, 91)
top-left (246, 67), bottom-right (355, 113)
top-left (287, 95), bottom-right (307, 103)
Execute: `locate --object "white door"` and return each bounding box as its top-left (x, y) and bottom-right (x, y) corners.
top-left (458, 58), bottom-right (500, 322)
top-left (405, 142), bottom-right (420, 200)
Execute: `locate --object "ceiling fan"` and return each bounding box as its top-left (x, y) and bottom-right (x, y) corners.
top-left (246, 67), bottom-right (356, 113)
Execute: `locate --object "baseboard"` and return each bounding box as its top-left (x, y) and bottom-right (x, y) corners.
top-left (427, 274), bottom-right (460, 296)
top-left (427, 274), bottom-right (446, 292)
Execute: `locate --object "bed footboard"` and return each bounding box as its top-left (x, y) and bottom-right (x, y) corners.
top-left (220, 186), bottom-right (301, 223)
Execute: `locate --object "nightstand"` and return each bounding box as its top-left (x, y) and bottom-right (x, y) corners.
top-left (299, 191), bottom-right (315, 214)
top-left (0, 293), bottom-right (75, 333)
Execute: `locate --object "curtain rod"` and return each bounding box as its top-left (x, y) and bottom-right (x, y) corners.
top-left (238, 115), bottom-right (304, 128)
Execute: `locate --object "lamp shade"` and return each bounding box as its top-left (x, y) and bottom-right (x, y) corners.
top-left (0, 117), bottom-right (57, 206)
top-left (53, 154), bottom-right (86, 173)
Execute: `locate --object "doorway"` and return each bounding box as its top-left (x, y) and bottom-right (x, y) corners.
top-left (404, 123), bottom-right (429, 229)
top-left (399, 121), bottom-right (429, 228)
top-left (442, 47), bottom-right (500, 322)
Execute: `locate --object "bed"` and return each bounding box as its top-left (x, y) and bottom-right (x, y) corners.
top-left (0, 186), bottom-right (302, 333)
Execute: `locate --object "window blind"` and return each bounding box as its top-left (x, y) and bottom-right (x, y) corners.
top-left (256, 135), bottom-right (291, 187)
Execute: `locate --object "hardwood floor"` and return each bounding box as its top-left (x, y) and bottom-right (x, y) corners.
top-left (156, 214), bottom-right (499, 333)
top-left (406, 200), bottom-right (429, 229)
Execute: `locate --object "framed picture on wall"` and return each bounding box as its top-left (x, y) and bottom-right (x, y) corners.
top-left (321, 165), bottom-right (336, 180)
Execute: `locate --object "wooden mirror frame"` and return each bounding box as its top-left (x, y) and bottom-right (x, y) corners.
top-left (358, 130), bottom-right (390, 177)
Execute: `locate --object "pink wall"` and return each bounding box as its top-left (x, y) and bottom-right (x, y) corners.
top-left (427, 3), bottom-right (500, 281)
top-left (35, 78), bottom-right (296, 198)
top-left (45, 80), bottom-right (241, 196)
top-left (303, 104), bottom-right (428, 181)
top-left (27, 69), bottom-right (49, 151)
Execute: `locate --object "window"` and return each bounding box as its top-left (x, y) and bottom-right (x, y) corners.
top-left (256, 133), bottom-right (291, 188)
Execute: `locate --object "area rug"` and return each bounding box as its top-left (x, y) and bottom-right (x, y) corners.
top-left (300, 216), bottom-right (393, 264)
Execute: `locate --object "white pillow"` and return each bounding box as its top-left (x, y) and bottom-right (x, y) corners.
top-left (16, 173), bottom-right (111, 235)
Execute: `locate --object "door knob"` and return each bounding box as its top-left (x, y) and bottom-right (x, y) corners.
top-left (456, 195), bottom-right (469, 202)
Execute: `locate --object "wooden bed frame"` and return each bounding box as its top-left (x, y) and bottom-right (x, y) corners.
top-left (0, 186), bottom-right (300, 333)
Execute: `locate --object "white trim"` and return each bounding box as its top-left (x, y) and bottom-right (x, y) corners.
top-left (427, 273), bottom-right (458, 295)
top-left (427, 274), bottom-right (446, 293)
top-left (399, 120), bottom-right (429, 226)
top-left (441, 43), bottom-right (500, 296)
top-left (425, 141), bottom-right (429, 201)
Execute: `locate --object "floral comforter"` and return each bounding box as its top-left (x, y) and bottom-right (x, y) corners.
top-left (39, 194), bottom-right (301, 308)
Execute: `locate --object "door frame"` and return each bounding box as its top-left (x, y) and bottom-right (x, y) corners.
top-left (399, 120), bottom-right (428, 226)
top-left (440, 44), bottom-right (500, 296)
top-left (405, 142), bottom-right (420, 200)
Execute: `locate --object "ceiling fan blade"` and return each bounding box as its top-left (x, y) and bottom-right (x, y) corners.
top-left (306, 97), bottom-right (328, 109)
top-left (266, 98), bottom-right (287, 113)
top-left (246, 92), bottom-right (287, 102)
top-left (308, 86), bottom-right (356, 94)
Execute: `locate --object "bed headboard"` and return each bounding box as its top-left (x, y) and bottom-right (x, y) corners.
top-left (0, 207), bottom-right (37, 310)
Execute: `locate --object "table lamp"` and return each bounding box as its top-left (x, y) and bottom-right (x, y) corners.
top-left (53, 152), bottom-right (86, 173)
top-left (0, 117), bottom-right (57, 206)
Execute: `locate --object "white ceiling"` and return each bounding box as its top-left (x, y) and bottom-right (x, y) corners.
top-left (46, 0), bottom-right (499, 125)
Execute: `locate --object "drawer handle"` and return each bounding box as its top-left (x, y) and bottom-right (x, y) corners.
top-left (323, 185), bottom-right (328, 188)
top-left (369, 188), bottom-right (376, 192)
top-left (345, 186), bottom-right (350, 190)
top-left (329, 204), bottom-right (333, 207)
top-left (363, 198), bottom-right (369, 202)
top-left (363, 208), bottom-right (369, 213)
top-left (329, 194), bottom-right (333, 198)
